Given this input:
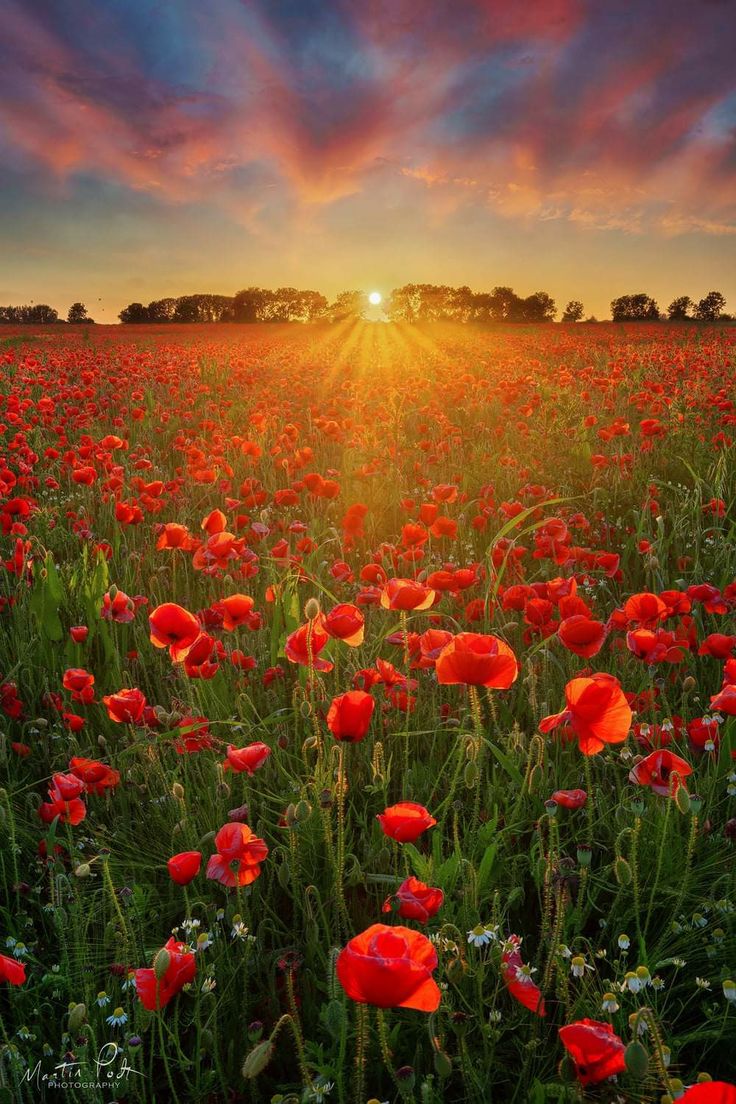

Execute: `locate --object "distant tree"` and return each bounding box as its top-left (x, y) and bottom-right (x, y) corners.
top-left (231, 287), bottom-right (272, 323)
top-left (67, 302), bottom-right (93, 324)
top-left (489, 286), bottom-right (520, 321)
top-left (147, 298), bottom-right (178, 322)
top-left (118, 302), bottom-right (151, 324)
top-left (667, 296), bottom-right (692, 321)
top-left (610, 293), bottom-right (660, 321)
top-left (521, 291), bottom-right (556, 322)
top-left (329, 291), bottom-right (367, 322)
top-left (694, 290), bottom-right (726, 322)
top-left (562, 300), bottom-right (584, 323)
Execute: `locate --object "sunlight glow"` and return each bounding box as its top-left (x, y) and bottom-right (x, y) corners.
top-left (368, 291), bottom-right (382, 305)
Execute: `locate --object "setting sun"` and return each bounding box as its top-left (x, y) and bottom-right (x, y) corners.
top-left (368, 291), bottom-right (382, 305)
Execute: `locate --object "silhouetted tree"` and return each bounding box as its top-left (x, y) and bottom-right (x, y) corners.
top-left (67, 302), bottom-right (93, 324)
top-left (329, 291), bottom-right (367, 322)
top-left (562, 300), bottom-right (584, 322)
top-left (694, 291), bottom-right (726, 322)
top-left (667, 296), bottom-right (692, 321)
top-left (147, 298), bottom-right (178, 322)
top-left (520, 291), bottom-right (556, 322)
top-left (118, 303), bottom-right (151, 324)
top-left (610, 294), bottom-right (660, 321)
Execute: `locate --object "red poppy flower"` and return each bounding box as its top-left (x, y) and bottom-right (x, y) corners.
top-left (69, 626), bottom-right (89, 643)
top-left (149, 603), bottom-right (201, 661)
top-left (629, 749), bottom-right (693, 797)
top-left (38, 775), bottom-right (87, 825)
top-left (558, 1019), bottom-right (626, 1086)
top-left (501, 935), bottom-right (545, 1016)
top-left (225, 742), bottom-right (271, 774)
top-left (557, 616), bottom-right (606, 658)
top-left (102, 688), bottom-right (147, 724)
top-left (323, 603), bottom-right (365, 646)
top-left (380, 578), bottom-right (436, 611)
top-left (336, 924), bottom-right (440, 1011)
top-left (698, 634), bottom-right (736, 659)
top-left (377, 801), bottom-right (436, 842)
top-left (285, 617), bottom-right (333, 672)
top-left (0, 954), bottom-right (26, 986)
top-left (540, 674), bottom-right (632, 755)
top-left (381, 877), bottom-right (444, 923)
top-left (205, 822), bottom-right (269, 887)
top-left (435, 632), bottom-right (519, 688)
top-left (679, 1085), bottom-right (736, 1104)
top-left (68, 757), bottom-right (120, 795)
top-left (710, 685), bottom-right (736, 715)
top-left (327, 691), bottom-right (375, 743)
top-left (623, 592), bottom-right (668, 626)
top-left (220, 594), bottom-right (256, 631)
top-left (134, 937), bottom-right (196, 1010)
top-left (550, 789), bottom-right (587, 809)
top-left (167, 851), bottom-right (202, 886)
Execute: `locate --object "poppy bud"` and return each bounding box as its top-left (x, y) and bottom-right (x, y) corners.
top-left (68, 1003), bottom-right (87, 1031)
top-left (294, 800), bottom-right (311, 822)
top-left (277, 734), bottom-right (289, 750)
top-left (682, 676), bottom-right (696, 692)
top-left (97, 735), bottom-right (107, 750)
top-left (300, 701), bottom-right (313, 719)
top-left (324, 999), bottom-right (346, 1038)
top-left (319, 788), bottom-right (333, 808)
top-left (304, 598), bottom-right (321, 620)
top-left (446, 957), bottom-right (466, 984)
top-left (108, 585), bottom-right (118, 600)
top-left (153, 948), bottom-right (171, 980)
top-left (675, 786), bottom-right (690, 815)
top-left (172, 782), bottom-right (185, 800)
top-left (284, 803), bottom-right (298, 827)
top-left (464, 762), bottom-right (479, 787)
top-left (614, 857), bottom-right (632, 886)
top-left (434, 1050), bottom-right (452, 1078)
top-left (247, 1021), bottom-right (263, 1042)
top-left (74, 863), bottom-right (91, 878)
top-left (241, 1039), bottom-right (274, 1079)
top-left (624, 1040), bottom-right (649, 1078)
top-left (216, 782), bottom-right (231, 798)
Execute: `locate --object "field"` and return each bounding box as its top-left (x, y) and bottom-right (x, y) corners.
top-left (1, 320), bottom-right (736, 1103)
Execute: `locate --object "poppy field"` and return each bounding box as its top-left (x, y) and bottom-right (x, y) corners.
top-left (2, 319), bottom-right (736, 1104)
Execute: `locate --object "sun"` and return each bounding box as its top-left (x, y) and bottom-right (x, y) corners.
top-left (368, 291), bottom-right (382, 305)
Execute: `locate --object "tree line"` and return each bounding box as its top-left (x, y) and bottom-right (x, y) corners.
top-left (0, 288), bottom-right (730, 325)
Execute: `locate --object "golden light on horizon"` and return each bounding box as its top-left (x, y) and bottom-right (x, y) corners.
top-left (368, 291), bottom-right (382, 305)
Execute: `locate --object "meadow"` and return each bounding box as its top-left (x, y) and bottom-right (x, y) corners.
top-left (1, 320), bottom-right (735, 1104)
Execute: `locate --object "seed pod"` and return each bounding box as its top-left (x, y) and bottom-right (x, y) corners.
top-left (294, 799), bottom-right (311, 822)
top-left (172, 782), bottom-right (185, 800)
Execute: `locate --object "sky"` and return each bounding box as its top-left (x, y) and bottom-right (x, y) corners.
top-left (0, 0), bottom-right (734, 321)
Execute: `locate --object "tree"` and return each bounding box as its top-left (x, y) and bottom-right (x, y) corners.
top-left (147, 298), bottom-right (178, 322)
top-left (521, 291), bottom-right (556, 323)
top-left (562, 300), bottom-right (584, 323)
top-left (694, 291), bottom-right (726, 322)
top-left (667, 296), bottom-right (692, 321)
top-left (118, 302), bottom-right (151, 324)
top-left (67, 302), bottom-right (93, 324)
top-left (610, 294), bottom-right (660, 321)
top-left (328, 291), bottom-right (367, 322)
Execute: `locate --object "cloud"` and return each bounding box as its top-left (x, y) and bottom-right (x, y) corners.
top-left (0, 0), bottom-right (733, 238)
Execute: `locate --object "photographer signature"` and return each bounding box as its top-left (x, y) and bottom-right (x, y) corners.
top-left (22, 1042), bottom-right (143, 1090)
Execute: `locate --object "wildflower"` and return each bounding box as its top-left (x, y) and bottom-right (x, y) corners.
top-left (467, 925), bottom-right (498, 948)
top-left (326, 691), bottom-right (375, 743)
top-left (617, 934), bottom-right (630, 951)
top-left (558, 1019), bottom-right (626, 1086)
top-left (570, 955), bottom-right (593, 978)
top-left (201, 976), bottom-right (216, 994)
top-left (105, 1007), bottom-right (128, 1027)
top-left (377, 802), bottom-right (436, 843)
top-left (722, 979), bottom-right (736, 1002)
top-left (695, 977), bottom-right (712, 990)
top-left (435, 632), bottom-right (519, 688)
top-left (336, 924), bottom-right (441, 1012)
top-left (167, 851), bottom-right (202, 886)
top-left (601, 992), bottom-right (619, 1013)
top-left (382, 877), bottom-right (444, 924)
top-left (540, 673), bottom-right (632, 755)
top-left (96, 991), bottom-right (110, 1007)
